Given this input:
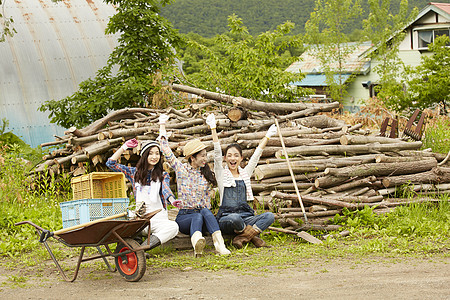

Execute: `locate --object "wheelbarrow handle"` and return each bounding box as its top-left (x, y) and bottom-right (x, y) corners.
top-left (15, 221), bottom-right (54, 242)
top-left (15, 220), bottom-right (46, 231)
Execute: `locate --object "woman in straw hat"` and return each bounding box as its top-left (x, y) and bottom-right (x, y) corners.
top-left (106, 139), bottom-right (179, 251)
top-left (206, 113), bottom-right (276, 249)
top-left (159, 114), bottom-right (231, 256)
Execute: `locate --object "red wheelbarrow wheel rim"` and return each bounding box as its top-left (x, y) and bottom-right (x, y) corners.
top-left (117, 247), bottom-right (137, 275)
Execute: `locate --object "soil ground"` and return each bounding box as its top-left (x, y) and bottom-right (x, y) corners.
top-left (1, 254), bottom-right (449, 300)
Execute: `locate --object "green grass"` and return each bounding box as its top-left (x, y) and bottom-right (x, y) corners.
top-left (0, 139), bottom-right (449, 275)
top-left (422, 115), bottom-right (450, 154)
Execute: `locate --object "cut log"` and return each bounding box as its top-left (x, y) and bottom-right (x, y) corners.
top-left (340, 135), bottom-right (406, 145)
top-left (40, 138), bottom-right (69, 148)
top-left (382, 166), bottom-right (450, 187)
top-left (276, 141), bottom-right (423, 157)
top-left (67, 134), bottom-right (99, 146)
top-left (277, 209), bottom-right (342, 219)
top-left (279, 102), bottom-right (340, 120)
top-left (105, 126), bottom-right (152, 139)
top-left (374, 154), bottom-right (435, 163)
top-left (299, 195), bottom-right (357, 209)
top-left (65, 126), bottom-right (87, 137)
top-left (259, 172), bottom-right (324, 184)
top-left (254, 155), bottom-right (377, 180)
top-left (325, 159), bottom-right (437, 177)
top-left (166, 118), bottom-right (205, 129)
top-left (327, 176), bottom-right (376, 193)
top-left (83, 138), bottom-right (122, 159)
top-left (251, 182), bottom-right (313, 194)
top-left (314, 176), bottom-right (349, 189)
top-left (171, 83), bottom-right (308, 113)
top-left (227, 107), bottom-right (247, 122)
top-left (80, 108), bottom-right (156, 136)
top-left (297, 115), bottom-right (346, 129)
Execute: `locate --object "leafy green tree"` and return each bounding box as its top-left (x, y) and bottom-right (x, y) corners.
top-left (400, 35), bottom-right (450, 112)
top-left (363, 0), bottom-right (417, 105)
top-left (304, 0), bottom-right (363, 104)
top-left (39, 0), bottom-right (182, 128)
top-left (183, 14), bottom-right (310, 103)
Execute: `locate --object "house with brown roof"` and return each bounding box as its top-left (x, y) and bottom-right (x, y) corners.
top-left (287, 2), bottom-right (450, 112)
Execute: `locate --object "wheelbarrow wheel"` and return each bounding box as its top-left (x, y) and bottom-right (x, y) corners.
top-left (114, 238), bottom-right (146, 282)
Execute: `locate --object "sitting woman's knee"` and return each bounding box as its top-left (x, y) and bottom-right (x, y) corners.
top-left (265, 212), bottom-right (275, 223)
top-left (191, 213), bottom-right (204, 224)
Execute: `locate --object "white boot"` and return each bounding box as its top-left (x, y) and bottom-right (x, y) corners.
top-left (191, 231), bottom-right (206, 257)
top-left (212, 231), bottom-right (231, 255)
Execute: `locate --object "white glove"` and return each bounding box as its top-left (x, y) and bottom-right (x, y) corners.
top-left (265, 124), bottom-right (278, 139)
top-left (159, 114), bottom-right (169, 124)
top-left (206, 113), bottom-right (216, 129)
top-left (127, 210), bottom-right (136, 219)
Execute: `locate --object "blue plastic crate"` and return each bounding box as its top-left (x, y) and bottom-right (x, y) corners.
top-left (60, 198), bottom-right (129, 228)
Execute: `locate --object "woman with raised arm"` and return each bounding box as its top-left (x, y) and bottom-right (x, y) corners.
top-left (206, 113), bottom-right (276, 249)
top-left (158, 114), bottom-right (230, 257)
top-left (106, 139), bottom-right (179, 251)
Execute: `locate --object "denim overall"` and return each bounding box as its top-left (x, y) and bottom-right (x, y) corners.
top-left (217, 180), bottom-right (275, 235)
top-left (216, 180), bottom-right (257, 234)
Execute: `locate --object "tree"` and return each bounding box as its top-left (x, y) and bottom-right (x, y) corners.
top-left (304, 0), bottom-right (363, 104)
top-left (400, 35), bottom-right (450, 112)
top-left (183, 14), bottom-right (311, 103)
top-left (363, 0), bottom-right (418, 106)
top-left (39, 0), bottom-right (182, 128)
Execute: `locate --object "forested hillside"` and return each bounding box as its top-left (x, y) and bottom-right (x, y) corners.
top-left (161, 0), bottom-right (434, 37)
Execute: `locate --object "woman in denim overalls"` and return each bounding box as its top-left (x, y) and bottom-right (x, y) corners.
top-left (206, 113), bottom-right (276, 249)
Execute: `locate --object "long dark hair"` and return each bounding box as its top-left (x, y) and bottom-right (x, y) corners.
top-left (188, 153), bottom-right (217, 186)
top-left (135, 146), bottom-right (164, 185)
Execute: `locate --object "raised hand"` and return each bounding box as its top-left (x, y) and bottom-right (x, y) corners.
top-left (159, 114), bottom-right (169, 124)
top-left (206, 113), bottom-right (216, 129)
top-left (265, 124), bottom-right (278, 139)
top-left (121, 138), bottom-right (138, 150)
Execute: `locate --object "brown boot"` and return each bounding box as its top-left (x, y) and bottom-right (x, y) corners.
top-left (232, 225), bottom-right (259, 249)
top-left (251, 235), bottom-right (270, 248)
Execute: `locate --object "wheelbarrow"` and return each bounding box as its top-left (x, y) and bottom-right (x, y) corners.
top-left (14, 209), bottom-right (161, 282)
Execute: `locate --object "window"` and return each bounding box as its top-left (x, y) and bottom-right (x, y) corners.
top-left (418, 28), bottom-right (450, 49)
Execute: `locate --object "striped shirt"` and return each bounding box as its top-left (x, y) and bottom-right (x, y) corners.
top-left (160, 137), bottom-right (212, 209)
top-left (106, 159), bottom-right (174, 208)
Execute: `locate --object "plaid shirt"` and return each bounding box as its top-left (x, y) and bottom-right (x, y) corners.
top-left (106, 159), bottom-right (175, 208)
top-left (160, 137), bottom-right (212, 209)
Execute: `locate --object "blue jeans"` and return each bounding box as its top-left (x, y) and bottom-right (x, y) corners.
top-left (176, 208), bottom-right (220, 236)
top-left (218, 212), bottom-right (275, 235)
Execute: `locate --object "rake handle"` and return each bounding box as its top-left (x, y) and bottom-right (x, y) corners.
top-left (274, 119), bottom-right (308, 223)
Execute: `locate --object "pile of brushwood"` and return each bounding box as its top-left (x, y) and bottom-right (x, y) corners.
top-left (33, 84), bottom-right (450, 232)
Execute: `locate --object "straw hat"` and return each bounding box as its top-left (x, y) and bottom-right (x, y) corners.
top-left (183, 139), bottom-right (206, 158)
top-left (140, 141), bottom-right (160, 156)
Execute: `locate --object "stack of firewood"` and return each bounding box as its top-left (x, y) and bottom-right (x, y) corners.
top-left (33, 84), bottom-right (450, 231)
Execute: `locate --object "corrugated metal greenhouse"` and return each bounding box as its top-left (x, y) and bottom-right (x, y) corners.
top-left (0, 0), bottom-right (117, 147)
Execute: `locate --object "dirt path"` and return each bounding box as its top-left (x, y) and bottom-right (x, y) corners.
top-left (1, 256), bottom-right (449, 299)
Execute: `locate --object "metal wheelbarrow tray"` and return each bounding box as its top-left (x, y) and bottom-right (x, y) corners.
top-left (15, 210), bottom-right (160, 282)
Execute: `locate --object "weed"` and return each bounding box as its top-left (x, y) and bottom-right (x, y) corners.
top-left (421, 113), bottom-right (450, 154)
